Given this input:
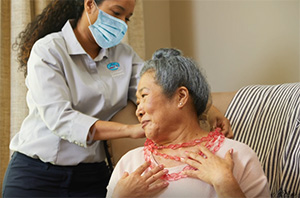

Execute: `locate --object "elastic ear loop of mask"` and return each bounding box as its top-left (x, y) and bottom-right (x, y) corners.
top-left (85, 1), bottom-right (99, 26)
top-left (86, 11), bottom-right (92, 26)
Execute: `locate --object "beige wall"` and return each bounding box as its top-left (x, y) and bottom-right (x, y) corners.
top-left (143, 0), bottom-right (172, 59)
top-left (143, 0), bottom-right (300, 92)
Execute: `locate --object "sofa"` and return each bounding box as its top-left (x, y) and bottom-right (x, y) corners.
top-left (109, 82), bottom-right (300, 197)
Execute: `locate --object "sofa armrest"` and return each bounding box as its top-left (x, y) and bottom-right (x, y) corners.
top-left (224, 83), bottom-right (300, 196)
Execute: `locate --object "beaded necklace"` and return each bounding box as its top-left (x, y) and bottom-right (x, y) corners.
top-left (143, 128), bottom-right (225, 181)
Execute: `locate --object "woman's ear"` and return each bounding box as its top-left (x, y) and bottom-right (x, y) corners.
top-left (177, 86), bottom-right (189, 108)
top-left (85, 0), bottom-right (97, 14)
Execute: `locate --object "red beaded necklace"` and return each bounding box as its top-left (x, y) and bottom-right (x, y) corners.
top-left (144, 128), bottom-right (225, 181)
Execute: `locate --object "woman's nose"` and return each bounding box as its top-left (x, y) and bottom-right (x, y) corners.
top-left (136, 105), bottom-right (144, 118)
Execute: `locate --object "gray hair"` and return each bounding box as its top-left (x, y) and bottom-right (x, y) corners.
top-left (140, 48), bottom-right (211, 117)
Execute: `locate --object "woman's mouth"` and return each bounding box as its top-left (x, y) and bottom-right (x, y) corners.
top-left (141, 120), bottom-right (150, 129)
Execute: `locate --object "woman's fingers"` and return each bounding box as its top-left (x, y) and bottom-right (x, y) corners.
top-left (198, 144), bottom-right (214, 158)
top-left (183, 144), bottom-right (212, 164)
top-left (182, 147), bottom-right (235, 185)
top-left (183, 169), bottom-right (201, 179)
top-left (132, 161), bottom-right (151, 176)
top-left (145, 167), bottom-right (168, 184)
top-left (120, 171), bottom-right (129, 179)
top-left (131, 161), bottom-right (169, 185)
top-left (142, 164), bottom-right (168, 184)
top-left (183, 155), bottom-right (208, 172)
top-left (147, 179), bottom-right (169, 192)
top-left (113, 162), bottom-right (169, 197)
top-left (144, 166), bottom-right (169, 195)
top-left (224, 148), bottom-right (234, 170)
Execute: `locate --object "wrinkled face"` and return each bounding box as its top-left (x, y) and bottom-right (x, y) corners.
top-left (136, 72), bottom-right (177, 143)
top-left (98, 0), bottom-right (135, 24)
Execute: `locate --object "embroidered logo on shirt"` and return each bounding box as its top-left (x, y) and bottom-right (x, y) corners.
top-left (107, 62), bottom-right (120, 71)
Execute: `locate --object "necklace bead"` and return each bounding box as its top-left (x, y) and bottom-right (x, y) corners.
top-left (144, 128), bottom-right (225, 181)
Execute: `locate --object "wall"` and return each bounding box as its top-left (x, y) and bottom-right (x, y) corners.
top-left (143, 0), bottom-right (171, 59)
top-left (143, 0), bottom-right (300, 92)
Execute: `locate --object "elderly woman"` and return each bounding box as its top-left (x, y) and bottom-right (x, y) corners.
top-left (106, 48), bottom-right (270, 197)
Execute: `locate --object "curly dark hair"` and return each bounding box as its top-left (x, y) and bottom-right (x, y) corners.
top-left (13, 0), bottom-right (103, 77)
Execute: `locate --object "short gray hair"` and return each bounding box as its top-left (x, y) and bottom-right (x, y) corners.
top-left (140, 48), bottom-right (211, 117)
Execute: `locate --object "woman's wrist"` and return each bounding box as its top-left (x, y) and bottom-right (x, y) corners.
top-left (87, 126), bottom-right (97, 145)
top-left (213, 173), bottom-right (245, 197)
top-left (90, 120), bottom-right (131, 140)
top-left (213, 170), bottom-right (233, 186)
top-left (122, 124), bottom-right (133, 138)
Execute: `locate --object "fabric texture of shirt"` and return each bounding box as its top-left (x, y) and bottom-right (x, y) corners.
top-left (106, 138), bottom-right (271, 197)
top-left (10, 20), bottom-right (143, 165)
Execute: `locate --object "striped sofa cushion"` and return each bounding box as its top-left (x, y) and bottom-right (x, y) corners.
top-left (225, 83), bottom-right (300, 197)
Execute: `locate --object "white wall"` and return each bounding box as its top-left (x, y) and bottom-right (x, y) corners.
top-left (143, 0), bottom-right (300, 92)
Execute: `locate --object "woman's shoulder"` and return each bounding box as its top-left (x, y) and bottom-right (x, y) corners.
top-left (114, 147), bottom-right (145, 172)
top-left (34, 31), bottom-right (64, 48)
top-left (120, 146), bottom-right (144, 160)
top-left (115, 42), bottom-right (134, 51)
top-left (29, 32), bottom-right (67, 67)
top-left (223, 138), bottom-right (252, 149)
top-left (220, 139), bottom-right (264, 178)
top-left (109, 42), bottom-right (143, 64)
top-left (31, 32), bottom-right (67, 60)
top-left (222, 138), bottom-right (257, 157)
top-left (221, 140), bottom-right (270, 197)
top-left (112, 42), bottom-right (140, 57)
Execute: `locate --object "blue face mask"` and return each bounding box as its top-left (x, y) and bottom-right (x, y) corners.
top-left (86, 6), bottom-right (128, 49)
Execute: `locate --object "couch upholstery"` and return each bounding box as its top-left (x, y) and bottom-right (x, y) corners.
top-left (225, 83), bottom-right (300, 197)
top-left (109, 83), bottom-right (300, 197)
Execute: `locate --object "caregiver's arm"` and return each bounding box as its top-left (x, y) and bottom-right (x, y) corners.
top-left (90, 120), bottom-right (144, 141)
top-left (88, 101), bottom-right (145, 142)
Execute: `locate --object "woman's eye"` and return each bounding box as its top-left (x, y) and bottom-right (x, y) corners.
top-left (113, 11), bottom-right (120, 16)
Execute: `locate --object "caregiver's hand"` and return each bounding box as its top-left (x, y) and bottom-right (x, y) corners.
top-left (208, 105), bottom-right (233, 138)
top-left (112, 162), bottom-right (169, 198)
